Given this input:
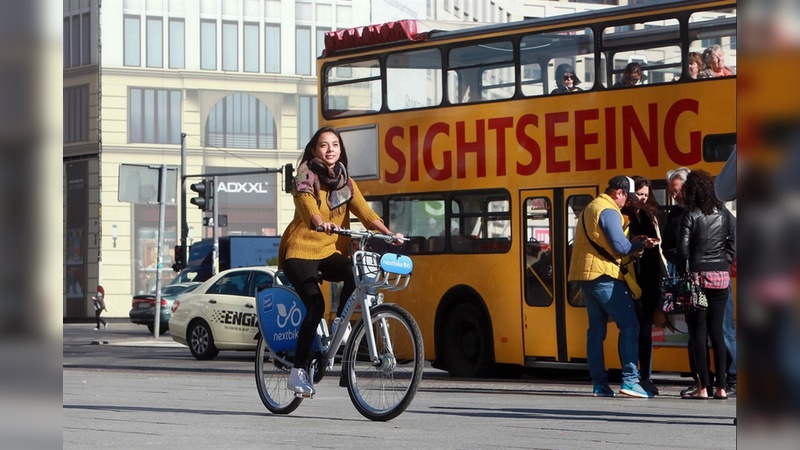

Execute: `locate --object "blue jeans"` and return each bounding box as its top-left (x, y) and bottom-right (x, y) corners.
top-left (581, 276), bottom-right (640, 386)
top-left (723, 286), bottom-right (737, 383)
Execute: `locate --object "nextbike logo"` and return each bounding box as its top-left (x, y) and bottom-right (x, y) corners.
top-left (216, 181), bottom-right (270, 194)
top-left (273, 329), bottom-right (299, 341)
top-left (275, 301), bottom-right (303, 328)
top-left (380, 254), bottom-right (413, 274)
top-left (382, 259), bottom-right (411, 270)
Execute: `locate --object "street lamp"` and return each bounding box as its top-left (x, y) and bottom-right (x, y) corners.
top-left (111, 224), bottom-right (118, 248)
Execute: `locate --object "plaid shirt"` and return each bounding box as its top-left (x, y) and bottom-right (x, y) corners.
top-left (693, 271), bottom-right (730, 290)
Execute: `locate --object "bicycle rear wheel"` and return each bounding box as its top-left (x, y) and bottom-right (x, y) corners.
top-left (255, 336), bottom-right (302, 414)
top-left (342, 304), bottom-right (424, 421)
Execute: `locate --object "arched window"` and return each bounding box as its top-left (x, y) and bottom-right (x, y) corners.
top-left (205, 93), bottom-right (277, 149)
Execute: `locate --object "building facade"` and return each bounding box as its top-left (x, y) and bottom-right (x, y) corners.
top-left (63, 0), bottom-right (621, 319)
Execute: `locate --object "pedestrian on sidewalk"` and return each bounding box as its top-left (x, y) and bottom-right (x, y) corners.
top-left (93, 286), bottom-right (107, 330)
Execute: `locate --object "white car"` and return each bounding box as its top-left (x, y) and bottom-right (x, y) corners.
top-left (170, 266), bottom-right (289, 360)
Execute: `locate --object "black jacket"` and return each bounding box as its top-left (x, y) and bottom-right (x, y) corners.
top-left (676, 206), bottom-right (736, 274)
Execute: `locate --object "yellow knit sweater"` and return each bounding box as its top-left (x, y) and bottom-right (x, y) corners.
top-left (278, 180), bottom-right (381, 266)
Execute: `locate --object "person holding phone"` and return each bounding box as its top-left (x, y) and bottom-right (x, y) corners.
top-left (568, 175), bottom-right (656, 398)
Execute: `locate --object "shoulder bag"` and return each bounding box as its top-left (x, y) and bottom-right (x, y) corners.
top-left (659, 273), bottom-right (708, 314)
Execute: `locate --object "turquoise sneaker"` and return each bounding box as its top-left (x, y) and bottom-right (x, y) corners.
top-left (593, 384), bottom-right (616, 397)
top-left (619, 382), bottom-right (654, 398)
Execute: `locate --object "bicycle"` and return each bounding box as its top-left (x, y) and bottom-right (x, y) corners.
top-left (254, 228), bottom-right (424, 421)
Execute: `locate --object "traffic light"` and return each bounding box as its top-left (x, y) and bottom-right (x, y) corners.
top-left (172, 245), bottom-right (184, 272)
top-left (284, 164), bottom-right (294, 193)
top-left (190, 179), bottom-right (213, 211)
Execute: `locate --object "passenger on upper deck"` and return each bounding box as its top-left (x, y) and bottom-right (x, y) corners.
top-left (698, 44), bottom-right (734, 78)
top-left (550, 63), bottom-right (583, 94)
top-left (612, 62), bottom-right (646, 88)
top-left (688, 51), bottom-right (703, 79)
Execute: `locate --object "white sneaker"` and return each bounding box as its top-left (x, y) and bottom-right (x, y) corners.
top-left (103, 323), bottom-right (108, 329)
top-left (287, 368), bottom-right (315, 396)
top-left (94, 327), bottom-right (100, 331)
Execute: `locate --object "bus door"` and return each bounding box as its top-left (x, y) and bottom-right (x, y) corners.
top-left (521, 187), bottom-right (596, 367)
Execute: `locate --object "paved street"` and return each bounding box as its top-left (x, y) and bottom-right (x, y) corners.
top-left (64, 320), bottom-right (736, 449)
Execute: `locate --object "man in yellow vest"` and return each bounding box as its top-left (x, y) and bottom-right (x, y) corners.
top-left (569, 176), bottom-right (658, 398)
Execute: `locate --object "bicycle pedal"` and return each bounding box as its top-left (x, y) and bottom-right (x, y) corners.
top-left (294, 392), bottom-right (314, 399)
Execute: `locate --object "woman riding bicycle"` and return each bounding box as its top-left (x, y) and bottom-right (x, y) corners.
top-left (278, 126), bottom-right (402, 396)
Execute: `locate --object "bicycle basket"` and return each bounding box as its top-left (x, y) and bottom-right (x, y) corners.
top-left (353, 250), bottom-right (412, 291)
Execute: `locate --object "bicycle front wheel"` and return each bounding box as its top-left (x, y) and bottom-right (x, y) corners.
top-left (255, 336), bottom-right (302, 414)
top-left (342, 304), bottom-right (424, 421)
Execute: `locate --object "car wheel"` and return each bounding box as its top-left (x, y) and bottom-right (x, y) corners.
top-left (188, 321), bottom-right (219, 360)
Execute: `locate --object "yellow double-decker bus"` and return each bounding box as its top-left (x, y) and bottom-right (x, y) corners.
top-left (318, 0), bottom-right (736, 377)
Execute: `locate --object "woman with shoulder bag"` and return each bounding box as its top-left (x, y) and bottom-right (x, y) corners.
top-left (677, 170), bottom-right (736, 399)
top-left (622, 176), bottom-right (668, 396)
top-left (92, 285), bottom-right (107, 330)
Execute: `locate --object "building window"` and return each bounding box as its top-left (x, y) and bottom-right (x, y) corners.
top-left (205, 93), bottom-right (277, 149)
top-left (169, 18), bottom-right (185, 69)
top-left (201, 20), bottom-right (217, 70)
top-left (222, 21), bottom-right (238, 71)
top-left (296, 26), bottom-right (311, 75)
top-left (82, 13), bottom-right (90, 65)
top-left (71, 15), bottom-right (80, 67)
top-left (244, 22), bottom-right (259, 72)
top-left (316, 27), bottom-right (329, 58)
top-left (64, 85), bottom-right (89, 143)
top-left (146, 17), bottom-right (163, 68)
top-left (124, 15), bottom-right (141, 66)
top-left (265, 24), bottom-right (281, 73)
top-left (298, 96), bottom-right (318, 148)
top-left (129, 88), bottom-right (182, 144)
top-left (64, 12), bottom-right (92, 68)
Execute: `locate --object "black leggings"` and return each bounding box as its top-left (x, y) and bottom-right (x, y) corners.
top-left (95, 309), bottom-right (106, 328)
top-left (685, 287), bottom-right (728, 390)
top-left (282, 254), bottom-right (355, 369)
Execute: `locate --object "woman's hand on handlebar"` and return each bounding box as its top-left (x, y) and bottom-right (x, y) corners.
top-left (389, 232), bottom-right (405, 246)
top-left (315, 222), bottom-right (339, 235)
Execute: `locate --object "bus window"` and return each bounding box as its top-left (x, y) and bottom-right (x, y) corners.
top-left (449, 191), bottom-right (511, 253)
top-left (386, 48), bottom-right (443, 111)
top-left (688, 9), bottom-right (737, 78)
top-left (524, 197), bottom-right (553, 307)
top-left (703, 133), bottom-right (736, 162)
top-left (603, 18), bottom-right (680, 86)
top-left (520, 27), bottom-right (595, 97)
top-left (323, 57), bottom-right (381, 117)
top-left (388, 195), bottom-right (446, 254)
top-left (566, 194), bottom-right (593, 307)
top-left (447, 40), bottom-right (514, 104)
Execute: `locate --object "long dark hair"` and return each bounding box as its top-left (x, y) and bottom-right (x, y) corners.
top-left (300, 126), bottom-right (349, 170)
top-left (682, 169), bottom-right (722, 215)
top-left (632, 175), bottom-right (659, 218)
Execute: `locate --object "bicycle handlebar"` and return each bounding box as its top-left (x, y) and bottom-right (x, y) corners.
top-left (315, 226), bottom-right (403, 244)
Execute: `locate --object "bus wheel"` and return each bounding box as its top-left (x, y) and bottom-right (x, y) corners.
top-left (443, 303), bottom-right (492, 378)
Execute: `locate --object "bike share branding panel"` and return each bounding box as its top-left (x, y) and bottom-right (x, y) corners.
top-left (380, 253), bottom-right (413, 274)
top-left (256, 286), bottom-right (319, 353)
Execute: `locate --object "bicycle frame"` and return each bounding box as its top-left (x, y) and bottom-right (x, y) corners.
top-left (255, 229), bottom-right (422, 420)
top-left (257, 229), bottom-right (412, 370)
top-left (319, 230), bottom-right (412, 368)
